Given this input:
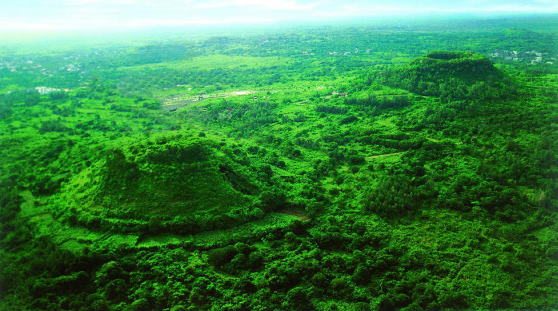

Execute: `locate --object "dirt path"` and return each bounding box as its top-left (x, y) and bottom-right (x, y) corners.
top-left (18, 193), bottom-right (306, 253)
top-left (365, 152), bottom-right (404, 160)
top-left (161, 90), bottom-right (259, 110)
top-left (279, 209), bottom-right (310, 221)
top-left (136, 211), bottom-right (302, 248)
top-left (161, 99), bottom-right (200, 111)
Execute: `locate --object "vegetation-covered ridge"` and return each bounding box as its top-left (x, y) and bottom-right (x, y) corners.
top-left (410, 50), bottom-right (502, 83)
top-left (370, 50), bottom-right (515, 101)
top-left (58, 133), bottom-right (283, 235)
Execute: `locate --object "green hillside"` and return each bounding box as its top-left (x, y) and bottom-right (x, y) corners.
top-left (58, 135), bottom-right (265, 234)
top-left (408, 51), bottom-right (503, 85)
top-left (371, 50), bottom-right (514, 100)
top-left (1, 18), bottom-right (558, 311)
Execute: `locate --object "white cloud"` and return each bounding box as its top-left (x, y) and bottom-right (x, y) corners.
top-left (3, 0), bottom-right (558, 32)
top-left (63, 0), bottom-right (161, 6)
top-left (0, 21), bottom-right (68, 31)
top-left (314, 2), bottom-right (558, 17)
top-left (231, 0), bottom-right (318, 10)
top-left (169, 0), bottom-right (319, 11)
top-left (0, 16), bottom-right (278, 32)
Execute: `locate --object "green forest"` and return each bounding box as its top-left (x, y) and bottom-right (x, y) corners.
top-left (1, 16), bottom-right (558, 311)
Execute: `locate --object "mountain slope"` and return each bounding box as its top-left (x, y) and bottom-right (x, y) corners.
top-left (59, 134), bottom-right (265, 234)
top-left (371, 50), bottom-right (515, 100)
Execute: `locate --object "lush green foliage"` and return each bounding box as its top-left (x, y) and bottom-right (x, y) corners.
top-left (1, 17), bottom-right (558, 311)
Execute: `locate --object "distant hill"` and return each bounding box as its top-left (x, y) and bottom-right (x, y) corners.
top-left (407, 51), bottom-right (503, 85)
top-left (371, 50), bottom-right (514, 101)
top-left (60, 134), bottom-right (266, 234)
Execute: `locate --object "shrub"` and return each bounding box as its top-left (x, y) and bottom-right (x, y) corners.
top-left (207, 246), bottom-right (236, 268)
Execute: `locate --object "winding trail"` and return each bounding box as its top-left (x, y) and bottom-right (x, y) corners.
top-left (365, 152), bottom-right (404, 161)
top-left (18, 190), bottom-right (305, 254)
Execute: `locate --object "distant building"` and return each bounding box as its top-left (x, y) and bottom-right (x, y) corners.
top-left (36, 86), bottom-right (48, 94)
top-left (35, 86), bottom-right (62, 95)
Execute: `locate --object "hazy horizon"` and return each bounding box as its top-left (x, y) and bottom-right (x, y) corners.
top-left (2, 0), bottom-right (557, 34)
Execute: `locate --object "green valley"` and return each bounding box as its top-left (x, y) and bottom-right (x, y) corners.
top-left (1, 15), bottom-right (558, 311)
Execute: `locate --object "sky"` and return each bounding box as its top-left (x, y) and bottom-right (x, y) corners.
top-left (1, 0), bottom-right (557, 32)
